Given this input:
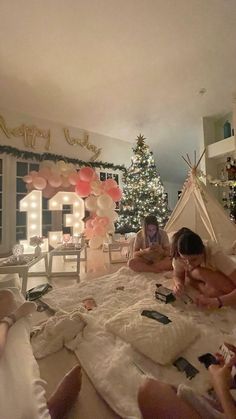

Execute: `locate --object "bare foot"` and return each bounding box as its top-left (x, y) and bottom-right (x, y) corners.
top-left (47, 365), bottom-right (82, 419)
top-left (13, 301), bottom-right (37, 321)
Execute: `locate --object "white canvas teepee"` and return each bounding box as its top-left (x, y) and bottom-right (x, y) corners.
top-left (165, 152), bottom-right (236, 253)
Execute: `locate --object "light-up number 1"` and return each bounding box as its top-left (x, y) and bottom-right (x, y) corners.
top-left (19, 191), bottom-right (84, 252)
top-left (19, 190), bottom-right (48, 253)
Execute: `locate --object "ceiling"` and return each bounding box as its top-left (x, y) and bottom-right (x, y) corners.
top-left (0, 0), bottom-right (236, 183)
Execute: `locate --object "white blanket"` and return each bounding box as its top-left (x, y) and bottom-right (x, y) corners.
top-left (39, 267), bottom-right (236, 419)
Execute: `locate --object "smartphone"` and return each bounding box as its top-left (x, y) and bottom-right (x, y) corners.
top-left (198, 353), bottom-right (219, 369)
top-left (173, 357), bottom-right (199, 380)
top-left (141, 310), bottom-right (171, 325)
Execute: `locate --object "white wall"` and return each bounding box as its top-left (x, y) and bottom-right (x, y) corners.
top-left (0, 107), bottom-right (132, 166)
top-left (163, 181), bottom-right (183, 210)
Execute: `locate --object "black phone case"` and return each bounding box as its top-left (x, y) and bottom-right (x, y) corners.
top-left (173, 357), bottom-right (199, 380)
top-left (198, 353), bottom-right (219, 369)
top-left (141, 310), bottom-right (171, 324)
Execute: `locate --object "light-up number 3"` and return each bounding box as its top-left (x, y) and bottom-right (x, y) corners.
top-left (48, 192), bottom-right (84, 247)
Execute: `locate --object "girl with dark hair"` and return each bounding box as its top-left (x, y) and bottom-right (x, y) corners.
top-left (171, 228), bottom-right (236, 308)
top-left (128, 215), bottom-right (172, 273)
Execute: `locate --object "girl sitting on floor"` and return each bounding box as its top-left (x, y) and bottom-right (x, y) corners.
top-left (171, 228), bottom-right (236, 308)
top-left (128, 215), bottom-right (172, 273)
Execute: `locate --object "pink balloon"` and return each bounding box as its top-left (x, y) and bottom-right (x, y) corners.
top-left (78, 167), bottom-right (95, 182)
top-left (48, 174), bottom-right (62, 188)
top-left (93, 225), bottom-right (106, 236)
top-left (68, 172), bottom-right (79, 186)
top-left (29, 170), bottom-right (38, 178)
top-left (107, 187), bottom-right (122, 202)
top-left (61, 177), bottom-right (71, 188)
top-left (42, 184), bottom-right (56, 198)
top-left (98, 216), bottom-right (109, 226)
top-left (26, 183), bottom-right (34, 192)
top-left (38, 167), bottom-right (51, 180)
top-left (75, 179), bottom-right (91, 197)
top-left (85, 219), bottom-right (94, 229)
top-left (103, 178), bottom-right (118, 190)
top-left (84, 227), bottom-right (94, 239)
top-left (32, 176), bottom-right (47, 190)
top-left (91, 217), bottom-right (100, 227)
top-left (92, 171), bottom-right (99, 180)
top-left (23, 175), bottom-right (33, 184)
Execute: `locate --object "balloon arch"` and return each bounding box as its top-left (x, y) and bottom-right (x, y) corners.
top-left (23, 160), bottom-right (122, 249)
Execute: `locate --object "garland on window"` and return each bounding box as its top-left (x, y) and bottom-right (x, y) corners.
top-left (0, 144), bottom-right (127, 172)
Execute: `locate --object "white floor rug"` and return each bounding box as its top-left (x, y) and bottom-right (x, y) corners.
top-left (39, 267), bottom-right (236, 419)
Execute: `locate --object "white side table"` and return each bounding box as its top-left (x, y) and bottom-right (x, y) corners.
top-left (0, 253), bottom-right (49, 296)
top-left (108, 241), bottom-right (132, 264)
top-left (48, 245), bottom-right (84, 279)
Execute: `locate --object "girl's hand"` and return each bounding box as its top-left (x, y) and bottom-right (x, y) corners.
top-left (195, 296), bottom-right (220, 309)
top-left (209, 363), bottom-right (233, 391)
top-left (173, 282), bottom-right (185, 297)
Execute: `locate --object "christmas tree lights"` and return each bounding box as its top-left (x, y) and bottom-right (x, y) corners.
top-left (116, 135), bottom-right (169, 233)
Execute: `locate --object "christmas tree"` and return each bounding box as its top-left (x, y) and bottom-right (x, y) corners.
top-left (116, 134), bottom-right (169, 233)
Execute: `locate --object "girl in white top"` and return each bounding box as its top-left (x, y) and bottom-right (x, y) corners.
top-left (128, 215), bottom-right (172, 273)
top-left (171, 228), bottom-right (236, 308)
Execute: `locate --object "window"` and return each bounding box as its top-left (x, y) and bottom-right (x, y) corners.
top-left (98, 171), bottom-right (120, 185)
top-left (98, 169), bottom-right (122, 211)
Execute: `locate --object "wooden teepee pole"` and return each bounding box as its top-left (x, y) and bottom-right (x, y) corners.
top-left (196, 148), bottom-right (206, 169)
top-left (186, 153), bottom-right (192, 166)
top-left (181, 155), bottom-right (192, 169)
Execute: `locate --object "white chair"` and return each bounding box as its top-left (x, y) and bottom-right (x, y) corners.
top-left (108, 233), bottom-right (136, 264)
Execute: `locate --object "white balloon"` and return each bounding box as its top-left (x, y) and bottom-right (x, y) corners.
top-left (89, 236), bottom-right (103, 249)
top-left (40, 160), bottom-right (56, 169)
top-left (110, 211), bottom-right (119, 222)
top-left (85, 196), bottom-right (97, 212)
top-left (96, 208), bottom-right (107, 217)
top-left (97, 194), bottom-right (113, 209)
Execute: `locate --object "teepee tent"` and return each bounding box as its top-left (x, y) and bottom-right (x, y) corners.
top-left (164, 151), bottom-right (236, 253)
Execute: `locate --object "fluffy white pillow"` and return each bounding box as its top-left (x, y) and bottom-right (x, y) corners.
top-left (105, 300), bottom-right (199, 365)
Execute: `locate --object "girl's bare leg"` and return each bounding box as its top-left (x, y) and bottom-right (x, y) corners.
top-left (189, 267), bottom-right (234, 297)
top-left (128, 257), bottom-right (172, 273)
top-left (138, 378), bottom-right (201, 419)
top-left (47, 365), bottom-right (82, 419)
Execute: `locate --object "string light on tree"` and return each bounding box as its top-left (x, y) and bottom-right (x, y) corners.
top-left (116, 134), bottom-right (169, 233)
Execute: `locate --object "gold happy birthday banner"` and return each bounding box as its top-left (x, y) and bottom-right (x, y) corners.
top-left (63, 128), bottom-right (102, 162)
top-left (0, 114), bottom-right (51, 151)
top-left (0, 114), bottom-right (102, 161)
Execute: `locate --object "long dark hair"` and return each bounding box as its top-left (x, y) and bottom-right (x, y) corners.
top-left (171, 228), bottom-right (205, 258)
top-left (143, 215), bottom-right (159, 235)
